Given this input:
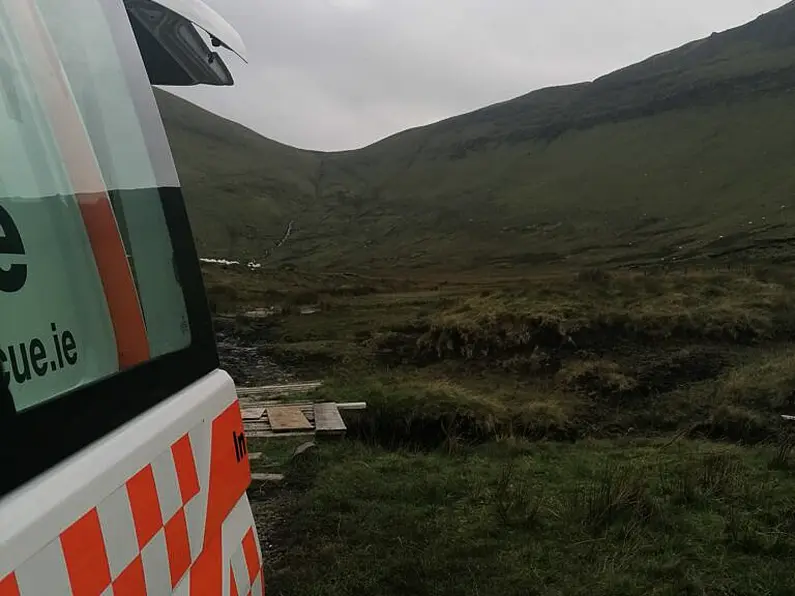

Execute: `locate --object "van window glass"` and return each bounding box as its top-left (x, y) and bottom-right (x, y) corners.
top-left (0, 0), bottom-right (193, 412)
top-left (36, 0), bottom-right (191, 359)
top-left (0, 7), bottom-right (118, 411)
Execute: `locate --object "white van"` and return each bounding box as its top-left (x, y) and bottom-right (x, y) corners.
top-left (0, 1), bottom-right (262, 594)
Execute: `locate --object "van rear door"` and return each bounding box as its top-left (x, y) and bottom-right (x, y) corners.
top-left (125, 0), bottom-right (246, 86)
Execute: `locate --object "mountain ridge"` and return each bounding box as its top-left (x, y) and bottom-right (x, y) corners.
top-left (158, 0), bottom-right (795, 271)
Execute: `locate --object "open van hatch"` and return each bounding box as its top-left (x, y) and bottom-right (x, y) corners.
top-left (125, 0), bottom-right (246, 86)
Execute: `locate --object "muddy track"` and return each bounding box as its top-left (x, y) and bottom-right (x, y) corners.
top-left (214, 318), bottom-right (294, 386)
top-left (214, 320), bottom-right (309, 581)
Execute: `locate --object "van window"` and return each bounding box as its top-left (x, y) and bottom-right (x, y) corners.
top-left (37, 0), bottom-right (191, 359)
top-left (0, 0), bottom-right (191, 412)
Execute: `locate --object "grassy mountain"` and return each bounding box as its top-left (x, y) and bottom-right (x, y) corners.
top-left (160, 0), bottom-right (795, 271)
top-left (154, 90), bottom-right (319, 258)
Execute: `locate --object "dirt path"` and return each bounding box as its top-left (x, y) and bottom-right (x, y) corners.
top-left (214, 321), bottom-right (313, 581)
top-left (215, 318), bottom-right (294, 386)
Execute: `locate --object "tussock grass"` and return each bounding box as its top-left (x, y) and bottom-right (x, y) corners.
top-left (411, 272), bottom-right (795, 363)
top-left (213, 266), bottom-right (795, 595)
top-left (213, 268), bottom-right (795, 445)
top-left (266, 439), bottom-right (795, 595)
top-left (573, 462), bottom-right (659, 535)
top-left (311, 377), bottom-right (584, 448)
top-left (721, 350), bottom-right (795, 411)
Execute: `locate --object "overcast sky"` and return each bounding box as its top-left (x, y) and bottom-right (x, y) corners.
top-left (166, 0), bottom-right (786, 152)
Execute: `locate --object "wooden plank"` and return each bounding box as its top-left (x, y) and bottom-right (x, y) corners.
top-left (251, 473), bottom-right (284, 483)
top-left (266, 406), bottom-right (313, 432)
top-left (247, 430), bottom-right (314, 438)
top-left (239, 399), bottom-right (284, 407)
top-left (249, 408), bottom-right (314, 421)
top-left (314, 402), bottom-right (347, 435)
top-left (241, 400), bottom-right (314, 410)
top-left (240, 401), bottom-right (315, 414)
top-left (247, 414), bottom-right (314, 427)
top-left (237, 381), bottom-right (322, 396)
top-left (245, 414), bottom-right (314, 429)
top-left (246, 405), bottom-right (314, 415)
top-left (243, 400), bottom-right (363, 411)
top-left (337, 402), bottom-right (368, 411)
top-left (245, 423), bottom-right (276, 433)
top-left (241, 407), bottom-right (266, 421)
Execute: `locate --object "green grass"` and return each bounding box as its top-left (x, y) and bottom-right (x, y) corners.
top-left (213, 266), bottom-right (795, 443)
top-left (265, 438), bottom-right (795, 596)
top-left (212, 265), bottom-right (795, 594)
top-left (247, 436), bottom-right (310, 471)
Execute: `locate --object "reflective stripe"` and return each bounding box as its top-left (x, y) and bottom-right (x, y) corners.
top-left (60, 508), bottom-right (112, 596)
top-left (0, 574), bottom-right (20, 596)
top-left (15, 539), bottom-right (72, 595)
top-left (249, 524), bottom-right (265, 596)
top-left (112, 556), bottom-right (146, 595)
top-left (2, 402), bottom-right (260, 595)
top-left (251, 573), bottom-right (264, 596)
top-left (152, 447), bottom-right (184, 522)
top-left (173, 574), bottom-right (191, 596)
top-left (164, 509), bottom-right (192, 588)
top-left (240, 529), bottom-right (258, 586)
top-left (127, 465), bottom-right (164, 550)
top-left (184, 492), bottom-right (207, 562)
top-left (141, 530), bottom-right (171, 594)
top-left (229, 545), bottom-right (248, 596)
top-left (172, 435), bottom-right (200, 504)
top-left (189, 531), bottom-right (222, 596)
top-left (228, 567), bottom-right (239, 596)
top-left (97, 485), bottom-right (139, 580)
top-left (204, 403), bottom-right (251, 547)
top-left (227, 525), bottom-right (263, 596)
top-left (186, 421), bottom-right (211, 560)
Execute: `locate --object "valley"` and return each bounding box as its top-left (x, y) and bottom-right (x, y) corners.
top-left (168, 2), bottom-right (795, 592)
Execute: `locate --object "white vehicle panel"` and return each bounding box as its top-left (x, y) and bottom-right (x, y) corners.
top-left (0, 369), bottom-right (237, 576)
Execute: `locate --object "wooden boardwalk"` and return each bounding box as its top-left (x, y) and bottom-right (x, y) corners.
top-left (238, 381), bottom-right (366, 438)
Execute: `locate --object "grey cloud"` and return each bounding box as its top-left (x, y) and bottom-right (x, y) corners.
top-left (167, 0), bottom-right (786, 151)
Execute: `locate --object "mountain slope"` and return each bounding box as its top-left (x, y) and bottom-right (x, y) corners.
top-left (161, 0), bottom-right (795, 270)
top-left (154, 89), bottom-right (319, 257)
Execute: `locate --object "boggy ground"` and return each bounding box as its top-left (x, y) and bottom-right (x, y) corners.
top-left (210, 264), bottom-right (795, 595)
